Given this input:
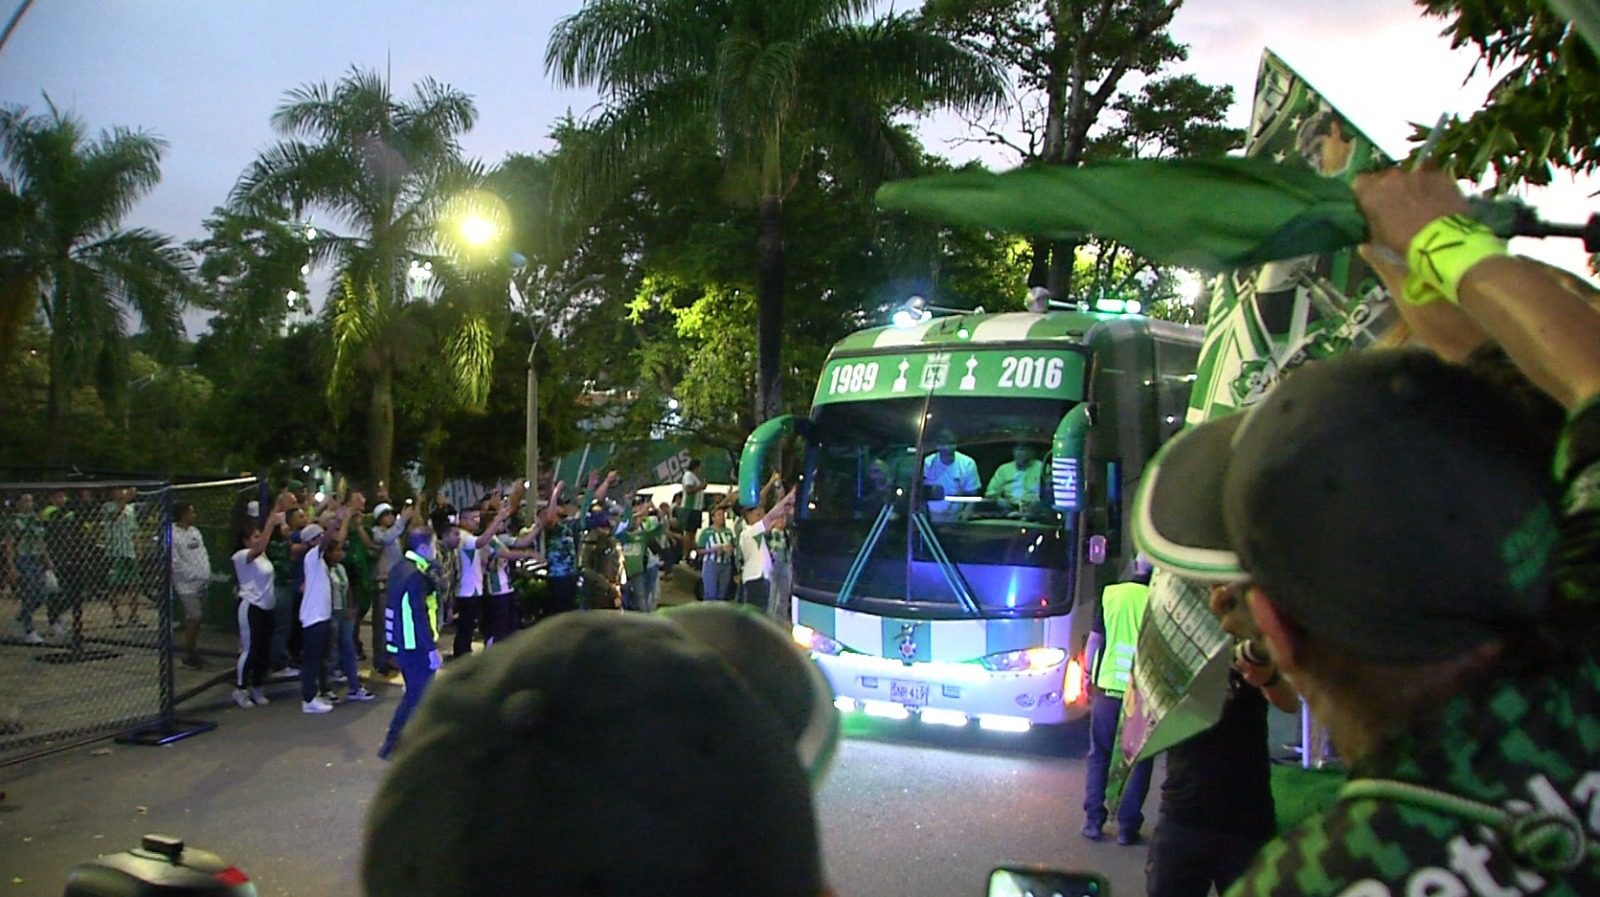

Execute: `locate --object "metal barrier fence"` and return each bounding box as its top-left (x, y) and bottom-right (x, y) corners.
top-left (0, 475), bottom-right (262, 766)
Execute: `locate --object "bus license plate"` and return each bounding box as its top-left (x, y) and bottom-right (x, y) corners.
top-left (891, 680), bottom-right (929, 707)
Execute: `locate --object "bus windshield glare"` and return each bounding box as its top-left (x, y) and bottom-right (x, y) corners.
top-left (796, 394), bottom-right (1074, 617)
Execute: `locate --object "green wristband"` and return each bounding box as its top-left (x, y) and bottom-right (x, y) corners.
top-left (1404, 214), bottom-right (1508, 305)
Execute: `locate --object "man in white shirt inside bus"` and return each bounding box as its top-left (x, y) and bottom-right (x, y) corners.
top-left (922, 428), bottom-right (979, 517)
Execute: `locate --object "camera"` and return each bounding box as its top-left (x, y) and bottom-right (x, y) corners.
top-left (1233, 639), bottom-right (1271, 668)
top-left (64, 834), bottom-right (256, 897)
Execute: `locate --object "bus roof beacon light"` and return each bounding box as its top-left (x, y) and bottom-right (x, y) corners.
top-left (892, 295), bottom-right (930, 329)
top-left (1026, 286), bottom-right (1051, 313)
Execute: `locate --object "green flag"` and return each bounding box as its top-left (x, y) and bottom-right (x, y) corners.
top-left (1116, 50), bottom-right (1396, 778)
top-left (876, 156), bottom-right (1369, 272)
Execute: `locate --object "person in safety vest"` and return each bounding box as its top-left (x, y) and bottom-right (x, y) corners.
top-left (377, 510), bottom-right (459, 760)
top-left (1080, 555), bottom-right (1156, 846)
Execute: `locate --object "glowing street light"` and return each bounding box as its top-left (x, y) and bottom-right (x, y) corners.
top-left (460, 213), bottom-right (497, 246)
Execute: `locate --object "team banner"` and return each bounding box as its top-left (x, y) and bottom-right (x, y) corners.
top-left (1117, 50), bottom-right (1400, 773)
top-left (814, 349), bottom-right (1087, 405)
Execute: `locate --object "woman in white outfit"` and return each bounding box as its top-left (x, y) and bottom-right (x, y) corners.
top-left (232, 509), bottom-right (281, 708)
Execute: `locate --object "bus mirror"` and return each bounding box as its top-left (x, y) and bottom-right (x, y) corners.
top-left (1053, 405), bottom-right (1091, 512)
top-left (738, 415), bottom-right (801, 508)
top-left (1087, 534), bottom-right (1108, 565)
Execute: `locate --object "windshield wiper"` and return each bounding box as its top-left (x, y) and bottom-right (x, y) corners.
top-left (837, 501), bottom-right (894, 608)
top-left (909, 512), bottom-right (982, 617)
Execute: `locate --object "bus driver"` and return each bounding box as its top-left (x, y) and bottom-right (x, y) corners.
top-left (985, 442), bottom-right (1044, 512)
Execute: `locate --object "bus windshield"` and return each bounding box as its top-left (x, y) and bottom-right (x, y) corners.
top-left (795, 392), bottom-right (1076, 617)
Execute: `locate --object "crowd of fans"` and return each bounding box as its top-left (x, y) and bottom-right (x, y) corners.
top-left (211, 460), bottom-right (799, 735)
top-left (3, 485), bottom-right (179, 646)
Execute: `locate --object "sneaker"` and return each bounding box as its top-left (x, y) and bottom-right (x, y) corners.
top-left (181, 655), bottom-right (205, 670)
top-left (330, 671), bottom-right (348, 685)
top-left (321, 691), bottom-right (341, 705)
top-left (248, 688), bottom-right (269, 705)
top-left (270, 666), bottom-right (300, 680)
top-left (1080, 823), bottom-right (1105, 842)
top-left (232, 688), bottom-right (254, 709)
top-left (1116, 829), bottom-right (1143, 847)
top-left (302, 697), bottom-right (334, 714)
top-left (21, 630), bottom-right (44, 645)
top-left (347, 687), bottom-right (376, 702)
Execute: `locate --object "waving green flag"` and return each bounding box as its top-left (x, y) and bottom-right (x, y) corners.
top-left (1114, 51), bottom-right (1397, 783)
top-left (876, 156), bottom-right (1369, 272)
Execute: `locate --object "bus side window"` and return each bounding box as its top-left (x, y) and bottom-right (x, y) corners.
top-left (1105, 460), bottom-right (1123, 553)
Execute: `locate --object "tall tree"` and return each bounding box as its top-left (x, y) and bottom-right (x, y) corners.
top-left (1414, 0), bottom-right (1599, 190)
top-left (924, 0), bottom-right (1239, 297)
top-left (0, 101), bottom-right (192, 434)
top-left (187, 208), bottom-right (314, 375)
top-left (546, 0), bottom-right (1005, 421)
top-left (230, 68), bottom-right (485, 487)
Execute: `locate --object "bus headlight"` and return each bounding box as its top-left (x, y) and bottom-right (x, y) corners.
top-left (792, 624), bottom-right (844, 656)
top-left (979, 647), bottom-right (1067, 672)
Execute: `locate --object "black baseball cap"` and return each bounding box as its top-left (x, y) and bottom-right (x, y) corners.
top-left (362, 605), bottom-right (837, 897)
top-left (1132, 349), bottom-right (1559, 664)
top-left (429, 505), bottom-right (458, 535)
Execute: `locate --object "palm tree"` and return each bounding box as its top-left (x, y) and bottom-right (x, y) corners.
top-left (231, 68), bottom-right (487, 487)
top-left (0, 101), bottom-right (192, 434)
top-left (547, 0), bottom-right (1005, 420)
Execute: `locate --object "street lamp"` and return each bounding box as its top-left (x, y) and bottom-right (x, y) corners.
top-left (515, 271), bottom-right (603, 492)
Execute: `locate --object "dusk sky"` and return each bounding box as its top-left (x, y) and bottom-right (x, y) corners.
top-left (1, 0), bottom-right (1593, 328)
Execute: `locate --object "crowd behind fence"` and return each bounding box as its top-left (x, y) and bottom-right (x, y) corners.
top-left (0, 473), bottom-right (262, 766)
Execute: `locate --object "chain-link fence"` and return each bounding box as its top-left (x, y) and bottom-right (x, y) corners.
top-left (0, 474), bottom-right (263, 765)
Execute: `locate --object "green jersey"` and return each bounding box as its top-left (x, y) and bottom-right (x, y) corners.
top-left (1229, 398), bottom-right (1600, 897)
top-left (8, 512), bottom-right (46, 559)
top-left (621, 516), bottom-right (659, 578)
top-left (104, 504), bottom-right (136, 559)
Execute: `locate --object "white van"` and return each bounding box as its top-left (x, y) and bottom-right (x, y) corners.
top-left (631, 481), bottom-right (733, 510)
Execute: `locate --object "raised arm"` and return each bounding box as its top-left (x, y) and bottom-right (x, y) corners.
top-left (1354, 168), bottom-right (1600, 410)
top-left (593, 470), bottom-right (619, 502)
top-left (540, 480), bottom-right (566, 529)
top-left (760, 488), bottom-right (797, 531)
top-left (247, 511), bottom-right (283, 562)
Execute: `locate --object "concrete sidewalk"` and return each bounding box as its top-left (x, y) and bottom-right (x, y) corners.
top-left (0, 574), bottom-right (702, 897)
top-left (1, 666), bottom-right (395, 896)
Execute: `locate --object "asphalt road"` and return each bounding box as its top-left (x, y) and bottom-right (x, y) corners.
top-left (0, 667), bottom-right (1153, 897)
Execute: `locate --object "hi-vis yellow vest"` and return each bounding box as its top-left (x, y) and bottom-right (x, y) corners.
top-left (1094, 582), bottom-right (1149, 696)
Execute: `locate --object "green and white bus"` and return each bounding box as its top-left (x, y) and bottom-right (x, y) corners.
top-left (740, 308), bottom-right (1200, 733)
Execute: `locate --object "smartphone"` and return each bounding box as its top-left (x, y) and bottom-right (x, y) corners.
top-left (988, 867), bottom-right (1108, 897)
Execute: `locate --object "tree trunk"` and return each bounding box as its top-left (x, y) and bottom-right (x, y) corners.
top-left (755, 194), bottom-right (785, 423)
top-left (45, 326), bottom-right (64, 438)
top-left (368, 360), bottom-right (395, 494)
top-left (1028, 240), bottom-right (1052, 290)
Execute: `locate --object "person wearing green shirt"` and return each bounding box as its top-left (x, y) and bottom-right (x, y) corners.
top-left (696, 506), bottom-right (736, 601)
top-left (6, 493), bottom-right (54, 644)
top-left (984, 443), bottom-right (1044, 512)
top-left (767, 513), bottom-right (793, 623)
top-left (619, 500), bottom-right (664, 612)
top-left (103, 487), bottom-right (143, 627)
top-left (343, 497), bottom-right (378, 660)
